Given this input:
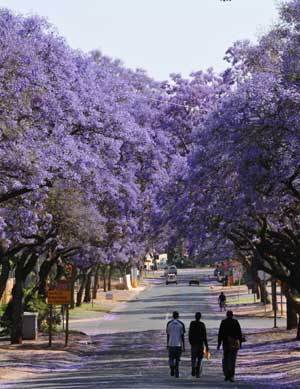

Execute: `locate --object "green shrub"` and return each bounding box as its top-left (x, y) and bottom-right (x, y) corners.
top-left (24, 290), bottom-right (61, 332)
top-left (0, 304), bottom-right (7, 316)
top-left (0, 289), bottom-right (62, 335)
top-left (0, 304), bottom-right (9, 336)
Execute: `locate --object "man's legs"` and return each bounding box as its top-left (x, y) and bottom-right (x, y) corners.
top-left (174, 347), bottom-right (181, 378)
top-left (191, 345), bottom-right (203, 378)
top-left (168, 347), bottom-right (175, 376)
top-left (191, 354), bottom-right (196, 376)
top-left (222, 350), bottom-right (231, 380)
top-left (191, 345), bottom-right (198, 376)
top-left (228, 350), bottom-right (238, 381)
top-left (169, 347), bottom-right (181, 378)
top-left (195, 355), bottom-right (203, 378)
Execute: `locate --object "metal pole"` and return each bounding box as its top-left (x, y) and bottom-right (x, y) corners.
top-left (264, 273), bottom-right (267, 317)
top-left (280, 283), bottom-right (283, 316)
top-left (91, 276), bottom-right (94, 308)
top-left (62, 305), bottom-right (65, 331)
top-left (65, 305), bottom-right (69, 347)
top-left (49, 304), bottom-right (53, 347)
top-left (272, 279), bottom-right (277, 328)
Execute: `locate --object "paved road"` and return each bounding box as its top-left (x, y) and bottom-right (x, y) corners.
top-left (3, 269), bottom-right (285, 388)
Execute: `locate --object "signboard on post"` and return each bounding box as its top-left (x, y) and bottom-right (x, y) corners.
top-left (47, 280), bottom-right (72, 347)
top-left (48, 280), bottom-right (72, 305)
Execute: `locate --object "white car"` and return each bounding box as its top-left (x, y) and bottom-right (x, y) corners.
top-left (166, 273), bottom-right (178, 285)
top-left (168, 265), bottom-right (177, 275)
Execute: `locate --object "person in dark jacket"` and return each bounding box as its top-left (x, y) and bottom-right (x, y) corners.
top-left (217, 310), bottom-right (242, 382)
top-left (188, 312), bottom-right (209, 378)
top-left (218, 292), bottom-right (226, 311)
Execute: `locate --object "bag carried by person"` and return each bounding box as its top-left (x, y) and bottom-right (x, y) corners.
top-left (204, 347), bottom-right (211, 360)
top-left (199, 358), bottom-right (205, 376)
top-left (227, 336), bottom-right (240, 350)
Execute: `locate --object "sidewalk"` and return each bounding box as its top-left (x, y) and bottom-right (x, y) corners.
top-left (208, 281), bottom-right (300, 387)
top-left (210, 283), bottom-right (278, 317)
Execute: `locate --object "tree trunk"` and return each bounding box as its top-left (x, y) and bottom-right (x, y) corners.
top-left (10, 253), bottom-right (38, 344)
top-left (55, 263), bottom-right (64, 281)
top-left (70, 266), bottom-right (77, 309)
top-left (286, 292), bottom-right (298, 330)
top-left (101, 266), bottom-right (107, 292)
top-left (297, 314), bottom-right (300, 340)
top-left (84, 271), bottom-right (92, 303)
top-left (76, 273), bottom-right (87, 307)
top-left (253, 281), bottom-right (260, 299)
top-left (257, 277), bottom-right (270, 304)
top-left (10, 263), bottom-right (24, 344)
top-left (93, 265), bottom-right (100, 300)
top-left (38, 257), bottom-right (57, 298)
top-left (108, 265), bottom-right (113, 291)
top-left (139, 265), bottom-right (144, 280)
top-left (271, 279), bottom-right (278, 312)
top-left (0, 255), bottom-right (10, 301)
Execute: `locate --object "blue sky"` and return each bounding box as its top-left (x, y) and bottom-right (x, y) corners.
top-left (0, 0), bottom-right (279, 80)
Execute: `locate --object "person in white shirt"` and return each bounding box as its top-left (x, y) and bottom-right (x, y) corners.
top-left (166, 311), bottom-right (185, 378)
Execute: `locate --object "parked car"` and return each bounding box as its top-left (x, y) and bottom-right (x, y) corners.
top-left (166, 273), bottom-right (177, 285)
top-left (168, 265), bottom-right (177, 275)
top-left (189, 279), bottom-right (200, 286)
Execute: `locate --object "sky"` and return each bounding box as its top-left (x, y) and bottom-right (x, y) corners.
top-left (0, 0), bottom-right (280, 80)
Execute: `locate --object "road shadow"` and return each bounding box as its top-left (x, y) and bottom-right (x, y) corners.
top-left (2, 328), bottom-right (253, 388)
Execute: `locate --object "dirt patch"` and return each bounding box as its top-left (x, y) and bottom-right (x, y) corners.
top-left (238, 328), bottom-right (300, 387)
top-left (0, 331), bottom-right (96, 382)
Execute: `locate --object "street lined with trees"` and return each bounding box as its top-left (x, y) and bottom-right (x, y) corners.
top-left (0, 0), bottom-right (299, 346)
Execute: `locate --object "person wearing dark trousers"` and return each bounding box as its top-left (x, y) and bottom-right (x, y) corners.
top-left (166, 311), bottom-right (185, 378)
top-left (188, 312), bottom-right (209, 378)
top-left (218, 291), bottom-right (226, 311)
top-left (217, 310), bottom-right (242, 382)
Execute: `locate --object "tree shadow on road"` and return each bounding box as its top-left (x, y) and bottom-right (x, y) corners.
top-left (3, 328), bottom-right (253, 388)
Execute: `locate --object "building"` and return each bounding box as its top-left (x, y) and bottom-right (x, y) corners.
top-left (157, 253), bottom-right (168, 269)
top-left (144, 253), bottom-right (168, 271)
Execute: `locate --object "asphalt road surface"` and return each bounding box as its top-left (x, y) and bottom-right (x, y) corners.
top-left (3, 269), bottom-right (285, 388)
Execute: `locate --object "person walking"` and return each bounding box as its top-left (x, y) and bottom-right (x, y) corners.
top-left (218, 291), bottom-right (226, 312)
top-left (217, 310), bottom-right (243, 382)
top-left (188, 312), bottom-right (209, 378)
top-left (166, 311), bottom-right (185, 378)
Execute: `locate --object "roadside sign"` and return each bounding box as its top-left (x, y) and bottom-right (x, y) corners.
top-left (48, 280), bottom-right (72, 305)
top-left (47, 280), bottom-right (71, 347)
